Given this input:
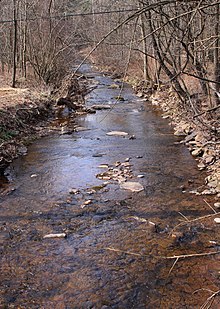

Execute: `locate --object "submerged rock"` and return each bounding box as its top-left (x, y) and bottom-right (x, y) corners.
top-left (120, 181), bottom-right (144, 192)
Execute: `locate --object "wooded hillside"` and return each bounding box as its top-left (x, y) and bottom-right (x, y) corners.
top-left (0, 0), bottom-right (220, 121)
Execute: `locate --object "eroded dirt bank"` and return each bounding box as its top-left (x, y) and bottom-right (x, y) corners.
top-left (0, 95), bottom-right (54, 173)
top-left (1, 65), bottom-right (220, 308)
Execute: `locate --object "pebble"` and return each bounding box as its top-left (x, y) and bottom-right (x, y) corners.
top-left (137, 174), bottom-right (145, 178)
top-left (214, 218), bottom-right (220, 224)
top-left (69, 188), bottom-right (80, 194)
top-left (106, 131), bottom-right (128, 137)
top-left (214, 203), bottom-right (220, 209)
top-left (191, 148), bottom-right (203, 157)
top-left (43, 233), bottom-right (67, 239)
top-left (120, 181), bottom-right (144, 192)
top-left (204, 155), bottom-right (215, 165)
top-left (84, 200), bottom-right (92, 205)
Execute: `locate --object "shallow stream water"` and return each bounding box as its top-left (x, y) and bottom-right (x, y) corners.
top-left (0, 65), bottom-right (219, 308)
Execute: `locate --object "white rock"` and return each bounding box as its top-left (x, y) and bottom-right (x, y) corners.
top-left (98, 164), bottom-right (109, 169)
top-left (137, 175), bottom-right (145, 178)
top-left (106, 131), bottom-right (129, 137)
top-left (214, 218), bottom-right (220, 224)
top-left (43, 233), bottom-right (66, 239)
top-left (191, 148), bottom-right (203, 157)
top-left (214, 203), bottom-right (220, 209)
top-left (120, 181), bottom-right (144, 192)
top-left (31, 174), bottom-right (38, 178)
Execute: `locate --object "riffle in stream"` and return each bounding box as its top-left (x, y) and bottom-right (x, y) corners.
top-left (0, 65), bottom-right (219, 308)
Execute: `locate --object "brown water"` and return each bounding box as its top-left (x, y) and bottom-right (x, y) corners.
top-left (0, 65), bottom-right (220, 308)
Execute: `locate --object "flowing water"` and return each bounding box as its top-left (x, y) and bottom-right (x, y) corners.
top-left (0, 65), bottom-right (219, 308)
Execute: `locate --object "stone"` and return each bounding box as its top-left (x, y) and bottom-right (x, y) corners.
top-left (136, 92), bottom-right (144, 98)
top-left (214, 218), bottom-right (220, 224)
top-left (204, 155), bottom-right (215, 165)
top-left (191, 148), bottom-right (203, 157)
top-left (106, 131), bottom-right (129, 137)
top-left (69, 188), bottom-right (80, 194)
top-left (98, 164), bottom-right (109, 169)
top-left (75, 126), bottom-right (88, 132)
top-left (84, 200), bottom-right (92, 205)
top-left (114, 96), bottom-right (125, 101)
top-left (201, 189), bottom-right (216, 195)
top-left (182, 131), bottom-right (197, 143)
top-left (214, 203), bottom-right (220, 209)
top-left (31, 174), bottom-right (38, 178)
top-left (108, 83), bottom-right (120, 89)
top-left (120, 181), bottom-right (144, 192)
top-left (91, 105), bottom-right (111, 110)
top-left (43, 233), bottom-right (67, 239)
top-left (198, 162), bottom-right (206, 170)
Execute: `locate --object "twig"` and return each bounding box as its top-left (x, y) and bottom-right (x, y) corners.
top-left (165, 251), bottom-right (220, 276)
top-left (200, 289), bottom-right (220, 309)
top-left (194, 105), bottom-right (220, 118)
top-left (203, 199), bottom-right (217, 214)
top-left (170, 211), bottom-right (220, 235)
top-left (178, 211), bottom-right (189, 222)
top-left (163, 251), bottom-right (220, 260)
top-left (168, 257), bottom-right (179, 275)
top-left (104, 247), bottom-right (147, 257)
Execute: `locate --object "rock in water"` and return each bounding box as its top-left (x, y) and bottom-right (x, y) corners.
top-left (106, 131), bottom-right (129, 137)
top-left (43, 233), bottom-right (67, 239)
top-left (120, 181), bottom-right (144, 192)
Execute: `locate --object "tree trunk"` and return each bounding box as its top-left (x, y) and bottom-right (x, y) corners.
top-left (12, 0), bottom-right (17, 88)
top-left (214, 3), bottom-right (220, 106)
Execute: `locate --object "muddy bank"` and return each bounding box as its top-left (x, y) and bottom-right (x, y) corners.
top-left (0, 73), bottom-right (93, 174)
top-left (0, 98), bottom-right (54, 173)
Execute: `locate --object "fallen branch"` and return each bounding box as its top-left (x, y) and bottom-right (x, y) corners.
top-left (171, 211), bottom-right (220, 234)
top-left (104, 247), bottom-right (147, 257)
top-left (163, 251), bottom-right (220, 260)
top-left (165, 251), bottom-right (220, 275)
top-left (193, 105), bottom-right (220, 118)
top-left (203, 199), bottom-right (217, 214)
top-left (200, 289), bottom-right (220, 309)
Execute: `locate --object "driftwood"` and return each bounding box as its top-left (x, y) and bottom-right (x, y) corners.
top-left (54, 74), bottom-right (97, 111)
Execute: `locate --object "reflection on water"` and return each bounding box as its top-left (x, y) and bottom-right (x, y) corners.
top-left (0, 64), bottom-right (218, 309)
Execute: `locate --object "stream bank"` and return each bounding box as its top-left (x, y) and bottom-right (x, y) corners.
top-left (0, 97), bottom-right (54, 173)
top-left (133, 82), bottom-right (220, 197)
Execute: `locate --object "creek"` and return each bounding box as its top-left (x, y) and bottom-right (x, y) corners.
top-left (0, 65), bottom-right (219, 308)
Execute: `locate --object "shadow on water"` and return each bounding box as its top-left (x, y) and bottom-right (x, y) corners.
top-left (0, 64), bottom-right (219, 308)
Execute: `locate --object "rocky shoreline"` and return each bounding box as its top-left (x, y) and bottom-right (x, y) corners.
top-left (134, 83), bottom-right (220, 197)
